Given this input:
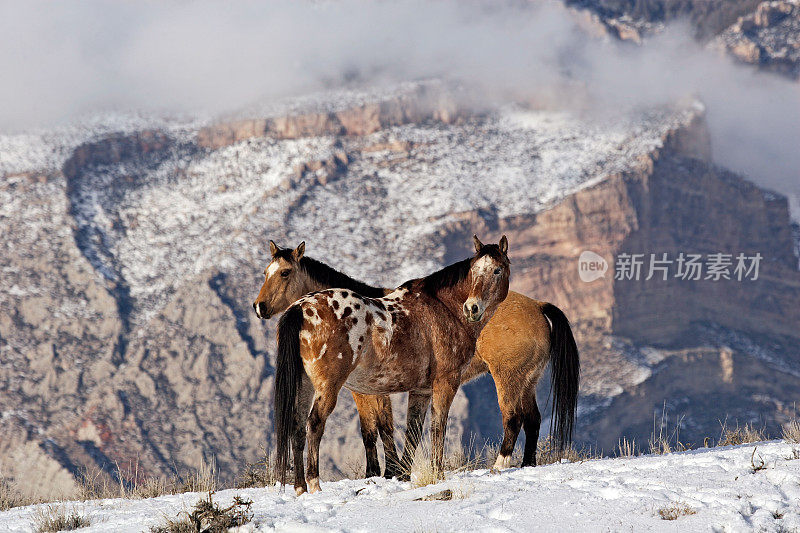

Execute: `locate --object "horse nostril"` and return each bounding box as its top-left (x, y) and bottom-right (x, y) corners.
top-left (471, 304), bottom-right (478, 315)
top-left (463, 303), bottom-right (469, 315)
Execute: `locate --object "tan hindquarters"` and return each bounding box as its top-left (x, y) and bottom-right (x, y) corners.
top-left (472, 291), bottom-right (551, 407)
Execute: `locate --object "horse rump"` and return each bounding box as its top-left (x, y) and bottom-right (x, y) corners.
top-left (275, 304), bottom-right (304, 486)
top-left (541, 303), bottom-right (580, 451)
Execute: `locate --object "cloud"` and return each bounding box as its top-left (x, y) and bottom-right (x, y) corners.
top-left (0, 0), bottom-right (797, 205)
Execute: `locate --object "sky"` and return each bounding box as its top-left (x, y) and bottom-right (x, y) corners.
top-left (0, 0), bottom-right (797, 204)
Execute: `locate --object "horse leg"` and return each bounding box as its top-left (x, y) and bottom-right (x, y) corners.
top-left (397, 391), bottom-right (431, 481)
top-left (430, 380), bottom-right (458, 477)
top-left (493, 383), bottom-right (523, 470)
top-left (521, 394), bottom-right (542, 467)
top-left (352, 392), bottom-right (381, 478)
top-left (375, 394), bottom-right (401, 479)
top-left (306, 385), bottom-right (340, 493)
top-left (292, 375), bottom-right (314, 494)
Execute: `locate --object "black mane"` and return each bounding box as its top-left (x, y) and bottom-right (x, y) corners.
top-left (401, 244), bottom-right (506, 296)
top-left (274, 248), bottom-right (385, 298)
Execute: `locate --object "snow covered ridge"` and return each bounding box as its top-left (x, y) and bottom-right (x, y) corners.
top-left (2, 441), bottom-right (800, 532)
top-left (52, 81), bottom-right (700, 325)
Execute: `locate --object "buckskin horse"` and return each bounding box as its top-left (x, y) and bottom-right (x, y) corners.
top-left (270, 236), bottom-right (510, 494)
top-left (254, 238), bottom-right (579, 481)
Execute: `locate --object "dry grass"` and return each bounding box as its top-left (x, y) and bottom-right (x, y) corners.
top-left (616, 438), bottom-right (639, 458)
top-left (657, 501), bottom-right (697, 520)
top-left (717, 422), bottom-right (766, 447)
top-left (1, 478), bottom-right (42, 511)
top-left (536, 436), bottom-right (600, 465)
top-left (399, 431), bottom-right (488, 487)
top-left (782, 420), bottom-right (800, 443)
top-left (149, 491), bottom-right (252, 533)
top-left (177, 458), bottom-right (217, 494)
top-left (77, 457), bottom-right (217, 501)
top-left (31, 505), bottom-right (90, 532)
top-left (648, 407), bottom-right (689, 455)
top-left (235, 449), bottom-right (277, 489)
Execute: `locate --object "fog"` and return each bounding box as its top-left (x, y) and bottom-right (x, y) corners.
top-left (0, 0), bottom-right (797, 203)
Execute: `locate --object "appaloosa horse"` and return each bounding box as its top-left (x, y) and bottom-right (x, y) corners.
top-left (272, 237), bottom-right (510, 494)
top-left (254, 240), bottom-right (579, 477)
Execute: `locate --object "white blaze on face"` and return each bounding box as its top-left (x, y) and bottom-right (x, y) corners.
top-left (465, 255), bottom-right (497, 320)
top-left (265, 260), bottom-right (282, 280)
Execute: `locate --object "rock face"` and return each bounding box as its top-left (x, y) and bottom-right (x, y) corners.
top-left (565, 0), bottom-right (762, 38)
top-left (1, 85), bottom-right (798, 499)
top-left (196, 84), bottom-right (463, 149)
top-left (717, 1), bottom-right (800, 78)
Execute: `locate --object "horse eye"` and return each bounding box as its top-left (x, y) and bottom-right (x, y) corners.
top-left (280, 270), bottom-right (291, 278)
top-left (493, 268), bottom-right (502, 276)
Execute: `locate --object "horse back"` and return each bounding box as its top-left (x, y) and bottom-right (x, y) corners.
top-left (475, 291), bottom-right (551, 374)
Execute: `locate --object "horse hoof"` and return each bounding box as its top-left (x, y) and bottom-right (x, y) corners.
top-left (308, 478), bottom-right (321, 493)
top-left (295, 485), bottom-right (307, 496)
top-left (493, 454), bottom-right (512, 470)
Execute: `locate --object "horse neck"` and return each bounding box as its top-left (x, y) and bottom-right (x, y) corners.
top-left (299, 259), bottom-right (383, 296)
top-left (431, 283), bottom-right (473, 326)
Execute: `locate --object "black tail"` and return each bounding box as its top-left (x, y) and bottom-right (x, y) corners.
top-left (275, 304), bottom-right (304, 487)
top-left (541, 303), bottom-right (580, 451)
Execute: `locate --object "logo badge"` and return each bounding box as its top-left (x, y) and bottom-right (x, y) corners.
top-left (578, 251), bottom-right (608, 282)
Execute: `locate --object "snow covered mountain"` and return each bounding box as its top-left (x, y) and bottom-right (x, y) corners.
top-left (1, 78), bottom-right (799, 502)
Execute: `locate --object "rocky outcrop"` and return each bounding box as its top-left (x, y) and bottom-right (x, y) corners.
top-left (196, 86), bottom-right (463, 149)
top-left (717, 1), bottom-right (800, 78)
top-left (566, 0), bottom-right (762, 39)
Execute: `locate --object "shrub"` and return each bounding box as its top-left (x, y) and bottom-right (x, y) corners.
top-left (149, 492), bottom-right (253, 533)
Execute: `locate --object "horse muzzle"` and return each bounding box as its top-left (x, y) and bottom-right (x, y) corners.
top-left (253, 301), bottom-right (272, 320)
top-left (462, 298), bottom-right (485, 323)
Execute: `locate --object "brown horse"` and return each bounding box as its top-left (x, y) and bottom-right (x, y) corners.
top-left (272, 237), bottom-right (510, 494)
top-left (254, 239), bottom-right (579, 478)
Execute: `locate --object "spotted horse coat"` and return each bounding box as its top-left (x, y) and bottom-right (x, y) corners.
top-left (273, 237), bottom-right (510, 495)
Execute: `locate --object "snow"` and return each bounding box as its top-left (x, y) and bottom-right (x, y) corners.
top-left (2, 441), bottom-right (800, 532)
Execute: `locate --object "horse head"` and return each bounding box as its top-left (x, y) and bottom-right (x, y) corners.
top-left (253, 240), bottom-right (308, 320)
top-left (463, 235), bottom-right (510, 323)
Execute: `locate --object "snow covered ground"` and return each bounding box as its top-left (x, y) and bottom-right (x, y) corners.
top-left (3, 440), bottom-right (800, 532)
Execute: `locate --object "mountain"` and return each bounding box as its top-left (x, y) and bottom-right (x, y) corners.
top-left (1, 77), bottom-right (798, 499)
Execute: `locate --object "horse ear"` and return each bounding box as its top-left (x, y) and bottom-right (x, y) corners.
top-left (269, 240), bottom-right (279, 257)
top-left (473, 234), bottom-right (484, 253)
top-left (499, 235), bottom-right (508, 255)
top-left (293, 241), bottom-right (305, 261)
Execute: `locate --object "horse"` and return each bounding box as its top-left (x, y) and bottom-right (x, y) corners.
top-left (270, 236), bottom-right (510, 494)
top-left (254, 239), bottom-right (579, 478)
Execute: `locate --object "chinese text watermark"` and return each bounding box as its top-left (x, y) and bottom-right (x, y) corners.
top-left (578, 251), bottom-right (762, 282)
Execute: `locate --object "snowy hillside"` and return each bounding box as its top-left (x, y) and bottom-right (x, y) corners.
top-left (39, 86), bottom-right (699, 324)
top-left (2, 441), bottom-right (799, 532)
